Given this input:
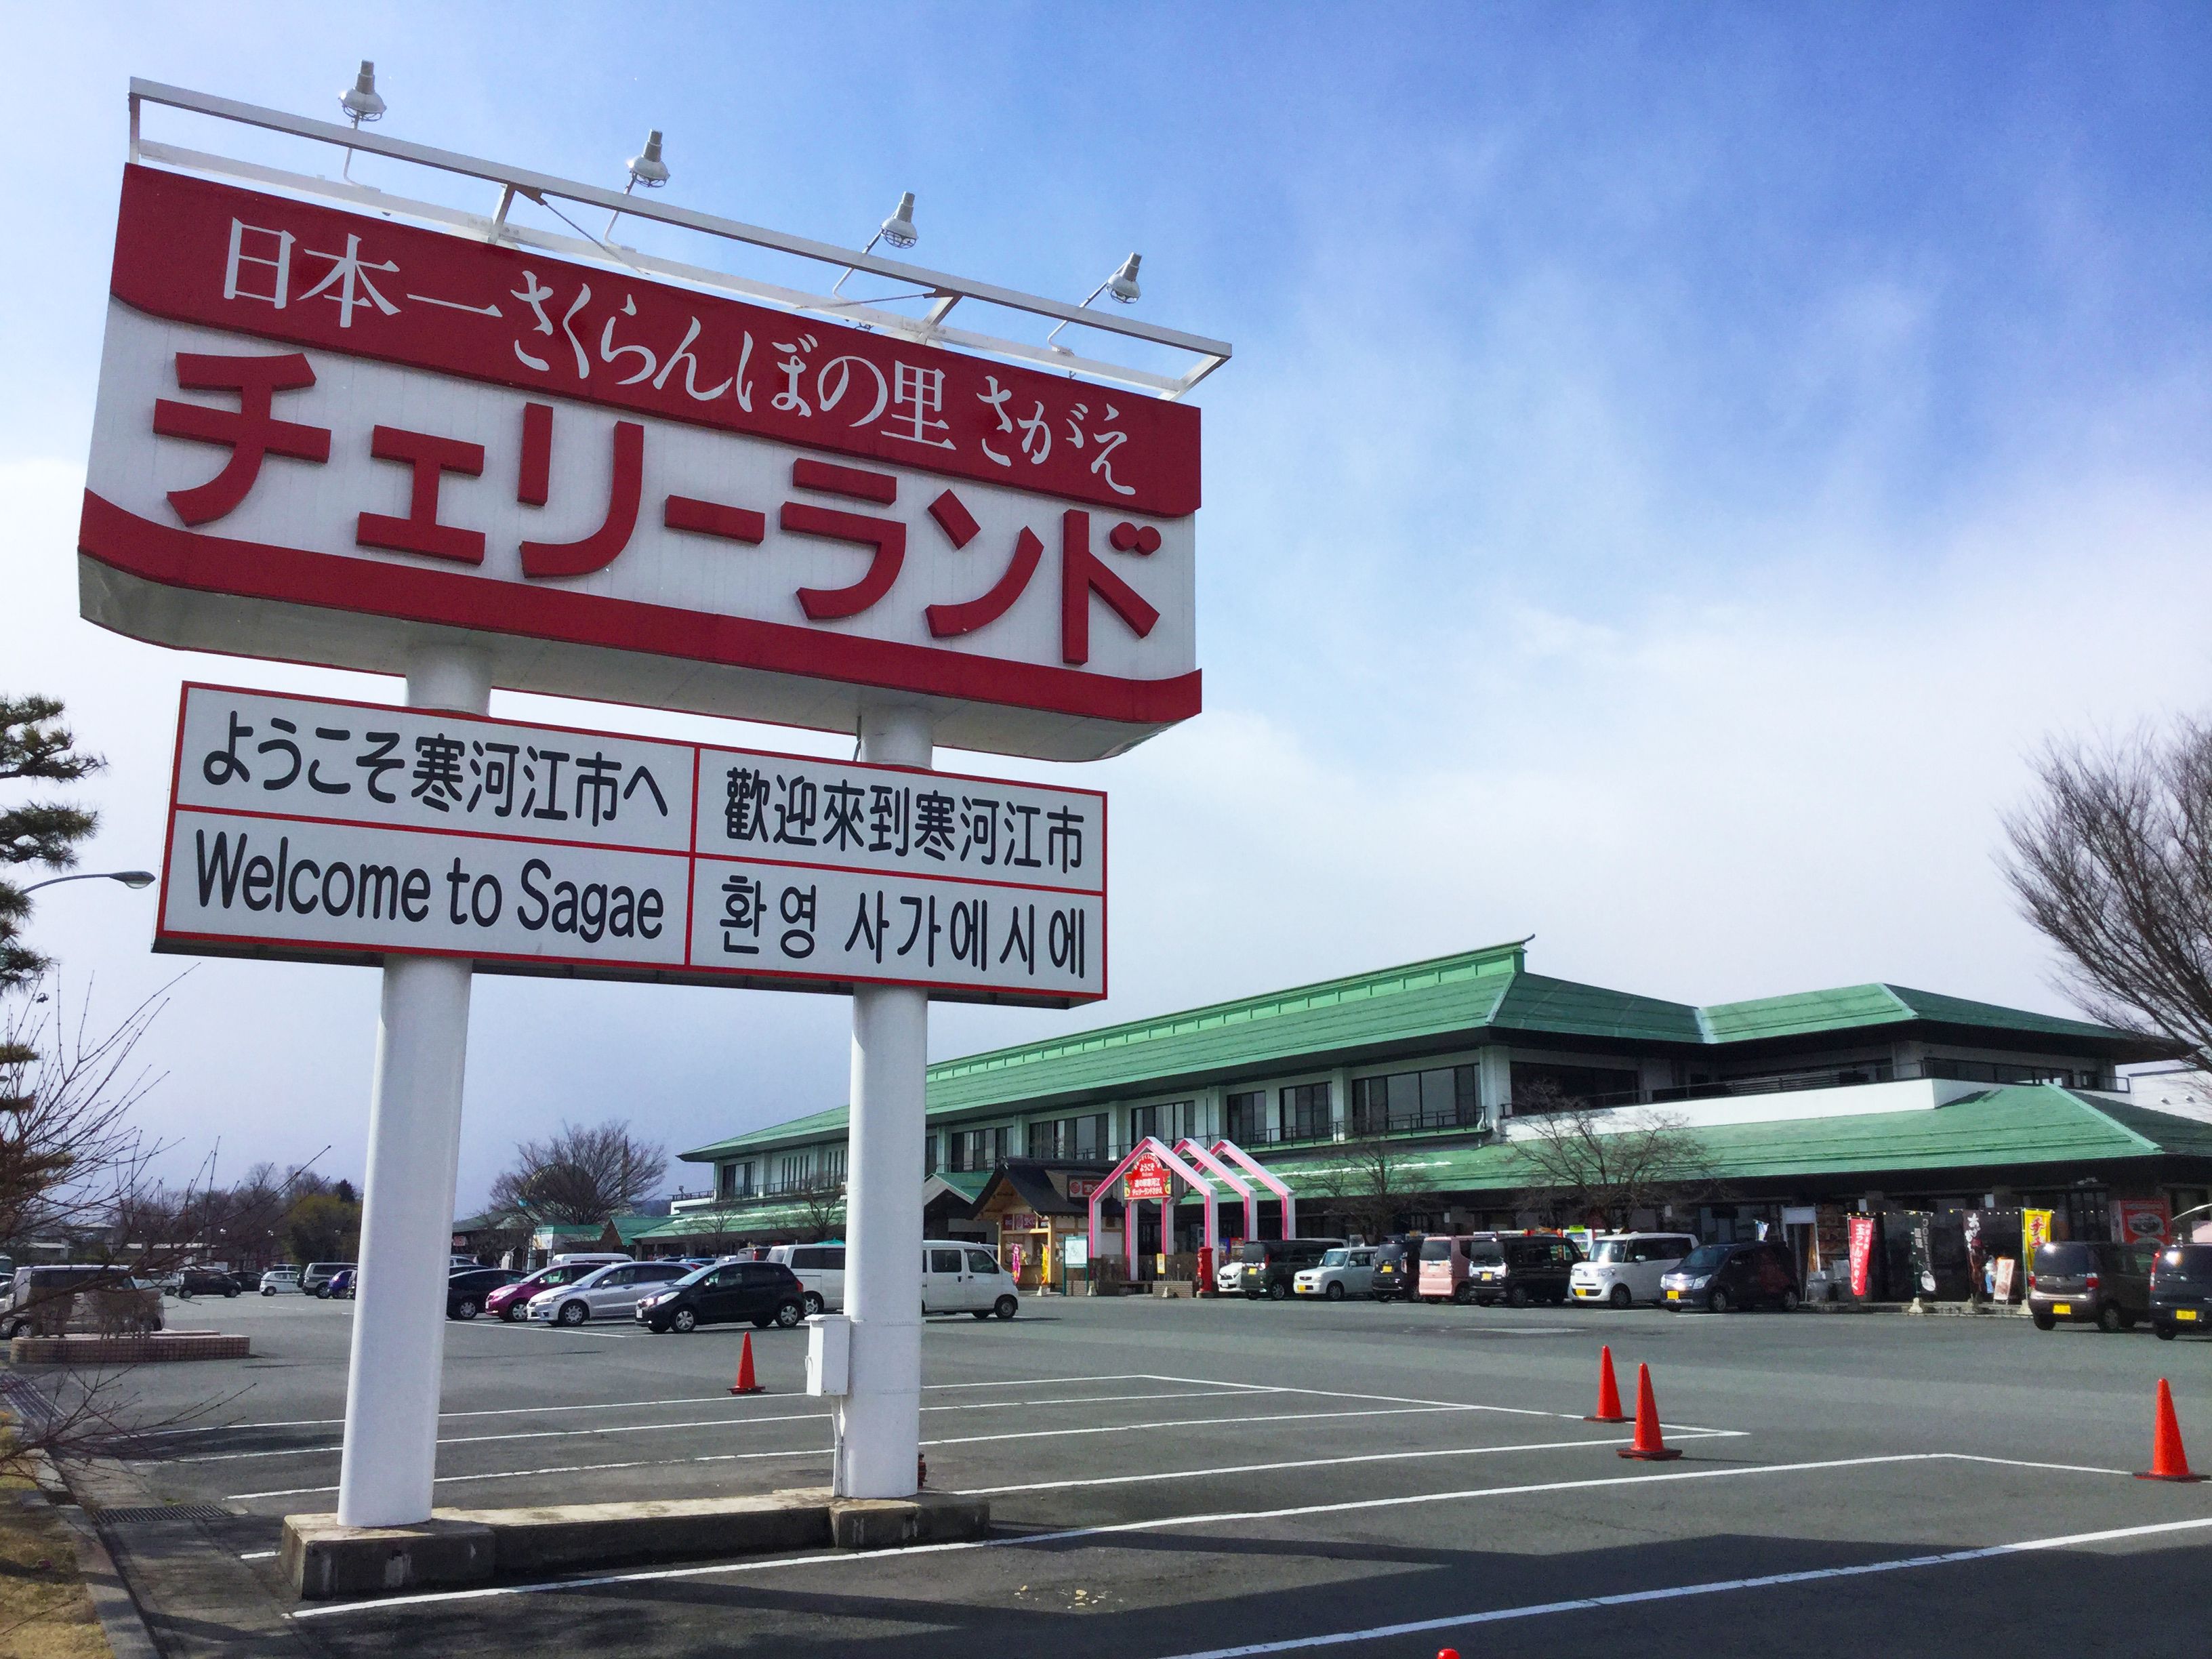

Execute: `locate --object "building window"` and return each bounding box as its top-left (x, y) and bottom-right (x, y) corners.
top-left (1509, 1061), bottom-right (1641, 1111)
top-left (1225, 1090), bottom-right (1265, 1144)
top-left (770, 1147), bottom-right (844, 1194)
top-left (1279, 1083), bottom-right (1332, 1141)
top-left (717, 1161), bottom-right (756, 1200)
top-left (1351, 1065), bottom-right (1479, 1134)
top-left (1027, 1113), bottom-right (1110, 1160)
top-left (949, 1126), bottom-right (1012, 1172)
top-left (1129, 1100), bottom-right (1202, 1147)
top-left (923, 1134), bottom-right (938, 1177)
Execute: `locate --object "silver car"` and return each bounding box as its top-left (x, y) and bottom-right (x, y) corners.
top-left (526, 1260), bottom-right (688, 1326)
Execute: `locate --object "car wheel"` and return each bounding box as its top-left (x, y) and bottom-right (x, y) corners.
top-left (455, 1298), bottom-right (480, 1321)
top-left (261, 1287), bottom-right (274, 1297)
top-left (1325, 1282), bottom-right (1346, 1301)
top-left (3, 1319), bottom-right (22, 1338)
top-left (776, 1300), bottom-right (804, 1328)
top-left (2156, 1322), bottom-right (2177, 1341)
top-left (802, 1291), bottom-right (825, 1316)
top-left (1267, 1281), bottom-right (1289, 1301)
top-left (1608, 1284), bottom-right (1633, 1309)
top-left (994, 1295), bottom-right (1019, 1320)
top-left (316, 1286), bottom-right (331, 1299)
top-left (501, 1305), bottom-right (524, 1322)
top-left (556, 1300), bottom-right (588, 1327)
top-left (1779, 1288), bottom-right (1800, 1313)
top-left (1708, 1287), bottom-right (1732, 1314)
top-left (672, 1307), bottom-right (697, 1333)
top-left (1244, 1291), bottom-right (1261, 1301)
top-left (1452, 1282), bottom-right (1475, 1306)
top-left (2097, 1302), bottom-right (2125, 1334)
top-left (2032, 1309), bottom-right (2057, 1330)
top-left (226, 1286), bottom-right (240, 1298)
top-left (1507, 1284), bottom-right (1530, 1309)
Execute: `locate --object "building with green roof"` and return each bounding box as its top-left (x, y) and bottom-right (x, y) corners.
top-left (644, 939), bottom-right (2209, 1275)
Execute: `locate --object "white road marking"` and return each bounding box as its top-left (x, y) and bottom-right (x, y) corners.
top-left (230, 1445), bottom-right (833, 1502)
top-left (1142, 1514), bottom-right (2212, 1658)
top-left (296, 1450), bottom-right (2066, 1618)
top-left (239, 1550), bottom-right (277, 1560)
top-left (1139, 1374), bottom-right (1742, 1435)
top-left (176, 1389), bottom-right (1258, 1464)
top-left (142, 1374), bottom-right (1174, 1437)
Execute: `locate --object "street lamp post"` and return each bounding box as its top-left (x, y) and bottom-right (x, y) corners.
top-left (18, 870), bottom-right (157, 895)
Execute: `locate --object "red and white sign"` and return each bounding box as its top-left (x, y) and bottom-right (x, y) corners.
top-left (1124, 1152), bottom-right (1172, 1202)
top-left (81, 167), bottom-right (1201, 762)
top-left (157, 683), bottom-right (1105, 1005)
top-left (2114, 1198), bottom-right (2171, 1246)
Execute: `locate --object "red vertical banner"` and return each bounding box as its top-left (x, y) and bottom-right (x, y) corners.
top-left (1847, 1213), bottom-right (1878, 1298)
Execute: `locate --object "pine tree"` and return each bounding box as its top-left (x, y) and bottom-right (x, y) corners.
top-left (1, 694), bottom-right (104, 992)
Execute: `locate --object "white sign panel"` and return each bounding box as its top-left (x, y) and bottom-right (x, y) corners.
top-left (83, 165), bottom-right (1202, 763)
top-left (157, 684), bottom-right (1105, 1005)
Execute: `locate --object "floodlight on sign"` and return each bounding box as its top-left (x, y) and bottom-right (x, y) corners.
top-left (607, 129), bottom-right (670, 237)
top-left (337, 60), bottom-right (384, 181)
top-left (830, 190), bottom-right (922, 298)
top-left (1046, 251), bottom-right (1144, 352)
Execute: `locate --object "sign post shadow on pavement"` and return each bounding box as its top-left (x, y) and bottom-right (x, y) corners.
top-left (86, 79), bottom-right (1223, 1529)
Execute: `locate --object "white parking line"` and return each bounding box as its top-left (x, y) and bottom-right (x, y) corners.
top-left (1144, 1514), bottom-right (2212, 1658)
top-left (226, 1401), bottom-right (1494, 1503)
top-left (1139, 1374), bottom-right (1743, 1435)
top-left (142, 1374), bottom-right (1176, 1437)
top-left (291, 1451), bottom-right (2121, 1619)
top-left (176, 1389), bottom-right (1261, 1465)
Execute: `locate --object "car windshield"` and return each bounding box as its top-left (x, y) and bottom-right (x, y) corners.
top-left (2159, 1245), bottom-right (2212, 1281)
top-left (1418, 1239), bottom-right (1454, 1261)
top-left (1593, 1240), bottom-right (1629, 1264)
top-left (1467, 1239), bottom-right (1505, 1263)
top-left (1320, 1249), bottom-right (1349, 1267)
top-left (1677, 1245), bottom-right (1730, 1273)
top-left (1239, 1243), bottom-right (1269, 1265)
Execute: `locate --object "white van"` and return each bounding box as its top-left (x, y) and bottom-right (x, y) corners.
top-left (772, 1242), bottom-right (846, 1314)
top-left (1570, 1232), bottom-right (1700, 1308)
top-left (922, 1240), bottom-right (1019, 1319)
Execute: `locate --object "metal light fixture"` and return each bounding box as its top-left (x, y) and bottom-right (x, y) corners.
top-left (607, 129), bottom-right (669, 238)
top-left (20, 869), bottom-right (158, 895)
top-left (340, 61), bottom-right (386, 127)
top-left (337, 60), bottom-right (385, 182)
top-left (1046, 251), bottom-right (1144, 352)
top-left (830, 191), bottom-right (920, 299)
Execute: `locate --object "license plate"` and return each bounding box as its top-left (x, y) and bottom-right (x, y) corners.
top-left (1481, 1272), bottom-right (1495, 1282)
top-left (1666, 1288), bottom-right (1680, 1300)
top-left (2051, 1303), bottom-right (2072, 1315)
top-left (2179, 1309), bottom-right (2200, 1322)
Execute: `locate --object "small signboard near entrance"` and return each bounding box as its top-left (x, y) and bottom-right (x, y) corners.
top-left (1125, 1151), bottom-right (1172, 1201)
top-left (159, 683), bottom-right (1104, 1004)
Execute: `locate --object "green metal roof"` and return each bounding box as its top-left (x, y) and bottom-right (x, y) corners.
top-left (678, 941), bottom-right (2165, 1164)
top-left (1262, 1086), bottom-right (2212, 1197)
top-left (634, 1198), bottom-right (847, 1240)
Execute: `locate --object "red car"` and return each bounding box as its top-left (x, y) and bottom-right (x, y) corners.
top-left (483, 1256), bottom-right (628, 1322)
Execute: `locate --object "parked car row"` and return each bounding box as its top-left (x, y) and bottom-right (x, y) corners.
top-left (2025, 1240), bottom-right (2212, 1340)
top-left (1237, 1231), bottom-right (1807, 1313)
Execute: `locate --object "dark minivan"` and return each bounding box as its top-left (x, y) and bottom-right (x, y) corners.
top-left (2150, 1244), bottom-right (2212, 1340)
top-left (447, 1266), bottom-right (524, 1321)
top-left (2029, 1240), bottom-right (2154, 1332)
top-left (1371, 1234), bottom-right (1425, 1302)
top-left (1469, 1233), bottom-right (1584, 1307)
top-left (1661, 1240), bottom-right (1801, 1312)
top-left (636, 1259), bottom-right (806, 1333)
top-left (1240, 1238), bottom-right (1345, 1301)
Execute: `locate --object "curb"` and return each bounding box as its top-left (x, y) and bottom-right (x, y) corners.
top-left (20, 1450), bottom-right (163, 1659)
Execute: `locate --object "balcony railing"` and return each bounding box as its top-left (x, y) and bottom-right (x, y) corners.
top-left (1515, 1057), bottom-right (2120, 1115)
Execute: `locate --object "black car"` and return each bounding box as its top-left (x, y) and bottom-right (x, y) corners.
top-left (2029, 1240), bottom-right (2154, 1332)
top-left (173, 1268), bottom-right (242, 1298)
top-left (1238, 1237), bottom-right (1345, 1300)
top-left (446, 1267), bottom-right (524, 1321)
top-left (2152, 1244), bottom-right (2212, 1339)
top-left (1660, 1240), bottom-right (1801, 1312)
top-left (1468, 1234), bottom-right (1584, 1307)
top-left (636, 1260), bottom-right (806, 1333)
top-left (1370, 1234), bottom-right (1425, 1301)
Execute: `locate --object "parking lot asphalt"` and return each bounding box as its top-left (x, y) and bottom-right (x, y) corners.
top-left (59, 1291), bottom-right (2212, 1656)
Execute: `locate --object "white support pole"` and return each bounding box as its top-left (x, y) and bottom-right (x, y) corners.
top-left (335, 642), bottom-right (489, 1528)
top-left (832, 704), bottom-right (931, 1499)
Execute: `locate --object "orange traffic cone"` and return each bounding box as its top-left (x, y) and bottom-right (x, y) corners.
top-left (1616, 1362), bottom-right (1681, 1461)
top-left (2137, 1378), bottom-right (2205, 1483)
top-left (1586, 1345), bottom-right (1626, 1423)
top-left (729, 1330), bottom-right (765, 1396)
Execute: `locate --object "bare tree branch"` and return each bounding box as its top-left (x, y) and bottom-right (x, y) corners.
top-left (487, 1120), bottom-right (668, 1227)
top-left (1507, 1082), bottom-right (1714, 1229)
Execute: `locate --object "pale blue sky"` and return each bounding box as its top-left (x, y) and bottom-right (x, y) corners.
top-left (6, 5), bottom-right (2209, 1203)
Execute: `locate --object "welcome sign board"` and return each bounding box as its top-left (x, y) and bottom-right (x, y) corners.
top-left (159, 684), bottom-right (1105, 1005)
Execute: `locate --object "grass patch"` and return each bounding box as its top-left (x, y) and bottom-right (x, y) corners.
top-left (0, 1427), bottom-right (110, 1659)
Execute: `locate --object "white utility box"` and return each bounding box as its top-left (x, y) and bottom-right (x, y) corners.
top-left (804, 1312), bottom-right (851, 1397)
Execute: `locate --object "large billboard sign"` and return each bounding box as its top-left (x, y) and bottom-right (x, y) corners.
top-left (159, 684), bottom-right (1105, 1005)
top-left (81, 166), bottom-right (1200, 762)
